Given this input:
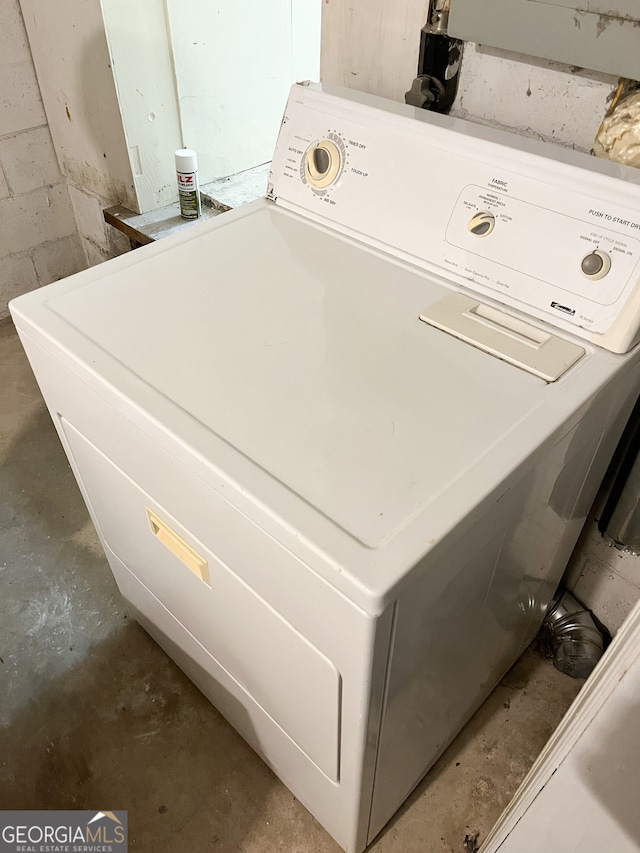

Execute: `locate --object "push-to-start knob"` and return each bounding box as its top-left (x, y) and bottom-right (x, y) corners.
top-left (580, 250), bottom-right (611, 280)
top-left (304, 140), bottom-right (342, 189)
top-left (467, 211), bottom-right (496, 237)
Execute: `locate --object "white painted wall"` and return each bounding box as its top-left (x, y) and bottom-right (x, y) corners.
top-left (101, 0), bottom-right (183, 213)
top-left (0, 0), bottom-right (84, 319)
top-left (293, 0), bottom-right (322, 83)
top-left (19, 0), bottom-right (135, 209)
top-left (166, 0), bottom-right (321, 186)
top-left (20, 0), bottom-right (322, 216)
top-left (10, 0), bottom-right (322, 268)
top-left (166, 0), bottom-right (294, 183)
top-left (322, 0), bottom-right (429, 102)
top-left (18, 0), bottom-right (135, 264)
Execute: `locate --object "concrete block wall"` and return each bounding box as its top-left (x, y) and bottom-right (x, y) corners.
top-left (565, 521), bottom-right (640, 636)
top-left (451, 44), bottom-right (616, 154)
top-left (18, 0), bottom-right (139, 267)
top-left (67, 182), bottom-right (132, 267)
top-left (0, 0), bottom-right (85, 319)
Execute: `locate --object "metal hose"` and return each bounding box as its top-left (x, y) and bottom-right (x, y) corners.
top-left (544, 589), bottom-right (604, 679)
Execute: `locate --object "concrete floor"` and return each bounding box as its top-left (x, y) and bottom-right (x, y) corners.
top-left (0, 317), bottom-right (584, 852)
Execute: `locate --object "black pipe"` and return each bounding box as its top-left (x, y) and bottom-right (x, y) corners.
top-left (405, 14), bottom-right (463, 114)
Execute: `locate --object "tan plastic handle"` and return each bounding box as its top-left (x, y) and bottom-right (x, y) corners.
top-left (147, 508), bottom-right (210, 585)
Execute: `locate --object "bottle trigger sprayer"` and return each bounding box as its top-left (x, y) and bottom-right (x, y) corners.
top-left (175, 148), bottom-right (201, 220)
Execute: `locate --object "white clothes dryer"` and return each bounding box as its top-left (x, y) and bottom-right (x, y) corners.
top-left (11, 83), bottom-right (640, 852)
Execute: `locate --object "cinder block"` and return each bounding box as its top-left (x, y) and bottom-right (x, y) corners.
top-left (0, 168), bottom-right (9, 200)
top-left (569, 559), bottom-right (640, 636)
top-left (566, 518), bottom-right (640, 635)
top-left (452, 47), bottom-right (611, 153)
top-left (106, 224), bottom-right (133, 258)
top-left (32, 234), bottom-right (86, 285)
top-left (0, 60), bottom-right (46, 135)
top-left (0, 251), bottom-right (38, 317)
top-left (0, 185), bottom-right (76, 254)
top-left (0, 126), bottom-right (63, 194)
top-left (68, 183), bottom-right (108, 249)
top-left (0, 0), bottom-right (31, 67)
top-left (81, 235), bottom-right (111, 268)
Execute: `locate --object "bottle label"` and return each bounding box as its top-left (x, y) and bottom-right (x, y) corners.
top-left (177, 171), bottom-right (201, 219)
top-left (177, 173), bottom-right (196, 190)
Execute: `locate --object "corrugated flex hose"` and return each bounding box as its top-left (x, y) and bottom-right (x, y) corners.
top-left (543, 589), bottom-right (605, 680)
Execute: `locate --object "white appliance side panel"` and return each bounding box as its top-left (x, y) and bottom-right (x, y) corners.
top-left (368, 469), bottom-right (537, 842)
top-left (270, 86), bottom-right (640, 348)
top-left (368, 366), bottom-right (640, 842)
top-left (513, 365), bottom-right (640, 658)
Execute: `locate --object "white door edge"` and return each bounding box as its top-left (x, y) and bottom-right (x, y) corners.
top-left (481, 593), bottom-right (640, 852)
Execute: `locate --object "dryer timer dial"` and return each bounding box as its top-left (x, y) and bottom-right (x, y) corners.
top-left (304, 140), bottom-right (342, 189)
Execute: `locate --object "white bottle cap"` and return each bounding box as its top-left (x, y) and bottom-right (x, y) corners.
top-left (175, 148), bottom-right (198, 172)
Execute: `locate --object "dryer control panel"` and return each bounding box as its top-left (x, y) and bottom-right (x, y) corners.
top-left (268, 84), bottom-right (640, 353)
top-left (445, 185), bottom-right (640, 322)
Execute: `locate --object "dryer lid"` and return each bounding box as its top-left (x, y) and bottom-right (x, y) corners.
top-left (35, 203), bottom-right (584, 548)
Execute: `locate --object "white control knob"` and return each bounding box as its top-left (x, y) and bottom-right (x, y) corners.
top-left (580, 250), bottom-right (611, 280)
top-left (304, 140), bottom-right (342, 189)
top-left (467, 211), bottom-right (495, 237)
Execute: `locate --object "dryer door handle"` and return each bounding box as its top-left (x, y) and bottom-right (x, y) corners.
top-left (147, 507), bottom-right (210, 585)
